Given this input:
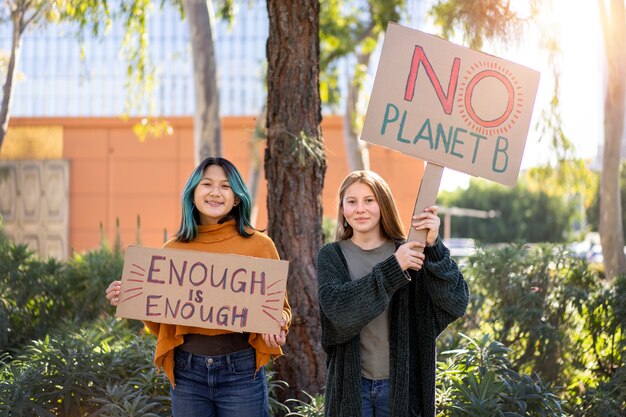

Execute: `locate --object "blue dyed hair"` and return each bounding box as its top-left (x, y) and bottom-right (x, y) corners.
top-left (175, 157), bottom-right (255, 242)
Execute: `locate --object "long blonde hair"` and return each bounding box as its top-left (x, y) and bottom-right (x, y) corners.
top-left (335, 170), bottom-right (405, 242)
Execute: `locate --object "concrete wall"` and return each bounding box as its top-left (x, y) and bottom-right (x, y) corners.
top-left (0, 160), bottom-right (70, 259)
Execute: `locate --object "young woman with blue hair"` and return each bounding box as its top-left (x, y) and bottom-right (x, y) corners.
top-left (106, 157), bottom-right (291, 417)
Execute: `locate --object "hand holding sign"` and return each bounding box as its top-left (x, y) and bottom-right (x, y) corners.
top-left (411, 205), bottom-right (441, 245)
top-left (114, 246), bottom-right (289, 335)
top-left (361, 23), bottom-right (540, 246)
top-left (105, 280), bottom-right (122, 306)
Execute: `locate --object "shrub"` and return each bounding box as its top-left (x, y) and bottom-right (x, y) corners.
top-left (437, 333), bottom-right (564, 417)
top-left (459, 243), bottom-right (600, 384)
top-left (0, 230), bottom-right (125, 353)
top-left (0, 318), bottom-right (170, 417)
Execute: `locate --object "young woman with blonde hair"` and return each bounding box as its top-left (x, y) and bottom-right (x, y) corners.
top-left (317, 170), bottom-right (468, 417)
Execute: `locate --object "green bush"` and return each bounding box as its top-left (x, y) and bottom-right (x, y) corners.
top-left (452, 244), bottom-right (626, 416)
top-left (0, 318), bottom-right (170, 417)
top-left (437, 334), bottom-right (564, 417)
top-left (438, 179), bottom-right (577, 243)
top-left (286, 391), bottom-right (324, 417)
top-left (458, 243), bottom-right (600, 384)
top-left (0, 230), bottom-right (125, 353)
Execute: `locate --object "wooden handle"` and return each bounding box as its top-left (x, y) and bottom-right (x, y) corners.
top-left (407, 163), bottom-right (444, 249)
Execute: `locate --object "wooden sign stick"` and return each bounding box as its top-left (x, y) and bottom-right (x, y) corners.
top-left (406, 162), bottom-right (444, 251)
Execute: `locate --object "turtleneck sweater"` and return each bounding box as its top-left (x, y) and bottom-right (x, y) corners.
top-left (143, 220), bottom-right (291, 386)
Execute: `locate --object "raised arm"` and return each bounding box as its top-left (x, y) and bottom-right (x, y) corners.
top-left (422, 238), bottom-right (469, 332)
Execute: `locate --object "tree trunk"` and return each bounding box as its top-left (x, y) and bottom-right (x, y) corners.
top-left (0, 8), bottom-right (25, 153)
top-left (247, 105), bottom-right (266, 225)
top-left (343, 51), bottom-right (372, 171)
top-left (265, 0), bottom-right (327, 400)
top-left (598, 0), bottom-right (626, 280)
top-left (183, 0), bottom-right (222, 163)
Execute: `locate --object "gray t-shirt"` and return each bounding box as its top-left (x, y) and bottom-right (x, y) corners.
top-left (338, 238), bottom-right (396, 379)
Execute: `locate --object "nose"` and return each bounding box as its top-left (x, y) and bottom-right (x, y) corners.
top-left (208, 185), bottom-right (221, 195)
top-left (355, 202), bottom-right (366, 212)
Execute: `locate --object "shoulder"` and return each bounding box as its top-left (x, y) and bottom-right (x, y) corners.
top-left (247, 229), bottom-right (274, 244)
top-left (317, 242), bottom-right (343, 264)
top-left (245, 231), bottom-right (280, 259)
top-left (318, 241), bottom-right (339, 256)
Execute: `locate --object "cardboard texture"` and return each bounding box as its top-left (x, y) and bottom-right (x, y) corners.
top-left (407, 163), bottom-right (444, 246)
top-left (115, 245), bottom-right (289, 334)
top-left (362, 23), bottom-right (540, 187)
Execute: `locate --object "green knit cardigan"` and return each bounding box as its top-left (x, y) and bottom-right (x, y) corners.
top-left (317, 238), bottom-right (469, 417)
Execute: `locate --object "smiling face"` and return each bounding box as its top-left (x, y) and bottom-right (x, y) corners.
top-left (193, 164), bottom-right (239, 225)
top-left (342, 181), bottom-right (382, 239)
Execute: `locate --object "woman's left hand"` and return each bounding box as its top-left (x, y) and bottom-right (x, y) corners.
top-left (412, 205), bottom-right (441, 246)
top-left (262, 319), bottom-right (287, 349)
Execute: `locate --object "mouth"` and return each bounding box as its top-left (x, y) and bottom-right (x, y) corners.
top-left (205, 201), bottom-right (223, 207)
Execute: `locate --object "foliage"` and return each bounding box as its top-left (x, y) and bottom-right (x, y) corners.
top-left (459, 243), bottom-right (601, 383)
top-left (525, 160), bottom-right (599, 237)
top-left (525, 160), bottom-right (599, 209)
top-left (0, 318), bottom-right (170, 417)
top-left (286, 391), bottom-right (325, 417)
top-left (566, 273), bottom-right (626, 415)
top-left (0, 235), bottom-right (65, 351)
top-left (429, 0), bottom-right (536, 49)
top-left (575, 364), bottom-right (626, 417)
top-left (438, 179), bottom-right (578, 243)
top-left (319, 0), bottom-right (404, 108)
top-left (266, 367), bottom-right (291, 416)
top-left (0, 229), bottom-right (124, 352)
top-left (322, 217), bottom-right (337, 243)
top-left (587, 160), bottom-right (626, 238)
top-left (452, 244), bottom-right (626, 416)
top-left (437, 333), bottom-right (564, 417)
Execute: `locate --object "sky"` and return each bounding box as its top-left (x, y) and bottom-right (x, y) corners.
top-left (413, 0), bottom-right (605, 191)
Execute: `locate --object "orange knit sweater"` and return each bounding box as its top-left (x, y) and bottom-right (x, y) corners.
top-left (143, 220), bottom-right (292, 386)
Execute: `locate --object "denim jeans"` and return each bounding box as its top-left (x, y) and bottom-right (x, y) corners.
top-left (171, 347), bottom-right (268, 417)
top-left (360, 376), bottom-right (390, 417)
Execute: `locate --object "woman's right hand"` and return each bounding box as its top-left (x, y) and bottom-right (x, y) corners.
top-left (105, 280), bottom-right (122, 306)
top-left (394, 241), bottom-right (426, 271)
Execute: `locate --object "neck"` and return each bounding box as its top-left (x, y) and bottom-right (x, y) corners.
top-left (350, 231), bottom-right (386, 250)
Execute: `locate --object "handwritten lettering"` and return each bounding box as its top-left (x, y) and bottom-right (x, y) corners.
top-left (404, 45), bottom-right (461, 115)
top-left (144, 256), bottom-right (267, 296)
top-left (146, 296), bottom-right (249, 328)
top-left (381, 102), bottom-right (510, 174)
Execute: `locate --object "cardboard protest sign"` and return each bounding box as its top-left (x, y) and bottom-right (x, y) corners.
top-left (362, 23), bottom-right (540, 187)
top-left (115, 246), bottom-right (289, 334)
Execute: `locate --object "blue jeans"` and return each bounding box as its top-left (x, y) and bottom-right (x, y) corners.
top-left (361, 377), bottom-right (390, 417)
top-left (171, 347), bottom-right (268, 417)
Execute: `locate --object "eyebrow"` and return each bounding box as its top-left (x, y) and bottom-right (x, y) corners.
top-left (200, 177), bottom-right (229, 183)
top-left (344, 194), bottom-right (375, 199)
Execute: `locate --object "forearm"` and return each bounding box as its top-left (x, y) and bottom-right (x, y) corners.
top-left (318, 254), bottom-right (409, 339)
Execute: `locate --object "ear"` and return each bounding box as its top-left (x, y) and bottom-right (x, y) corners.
top-left (233, 197), bottom-right (241, 207)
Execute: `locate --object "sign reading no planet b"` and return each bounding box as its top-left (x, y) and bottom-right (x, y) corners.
top-left (361, 23), bottom-right (541, 186)
top-left (115, 246), bottom-right (289, 335)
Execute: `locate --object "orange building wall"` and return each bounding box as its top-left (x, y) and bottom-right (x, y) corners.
top-left (7, 116), bottom-right (424, 254)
